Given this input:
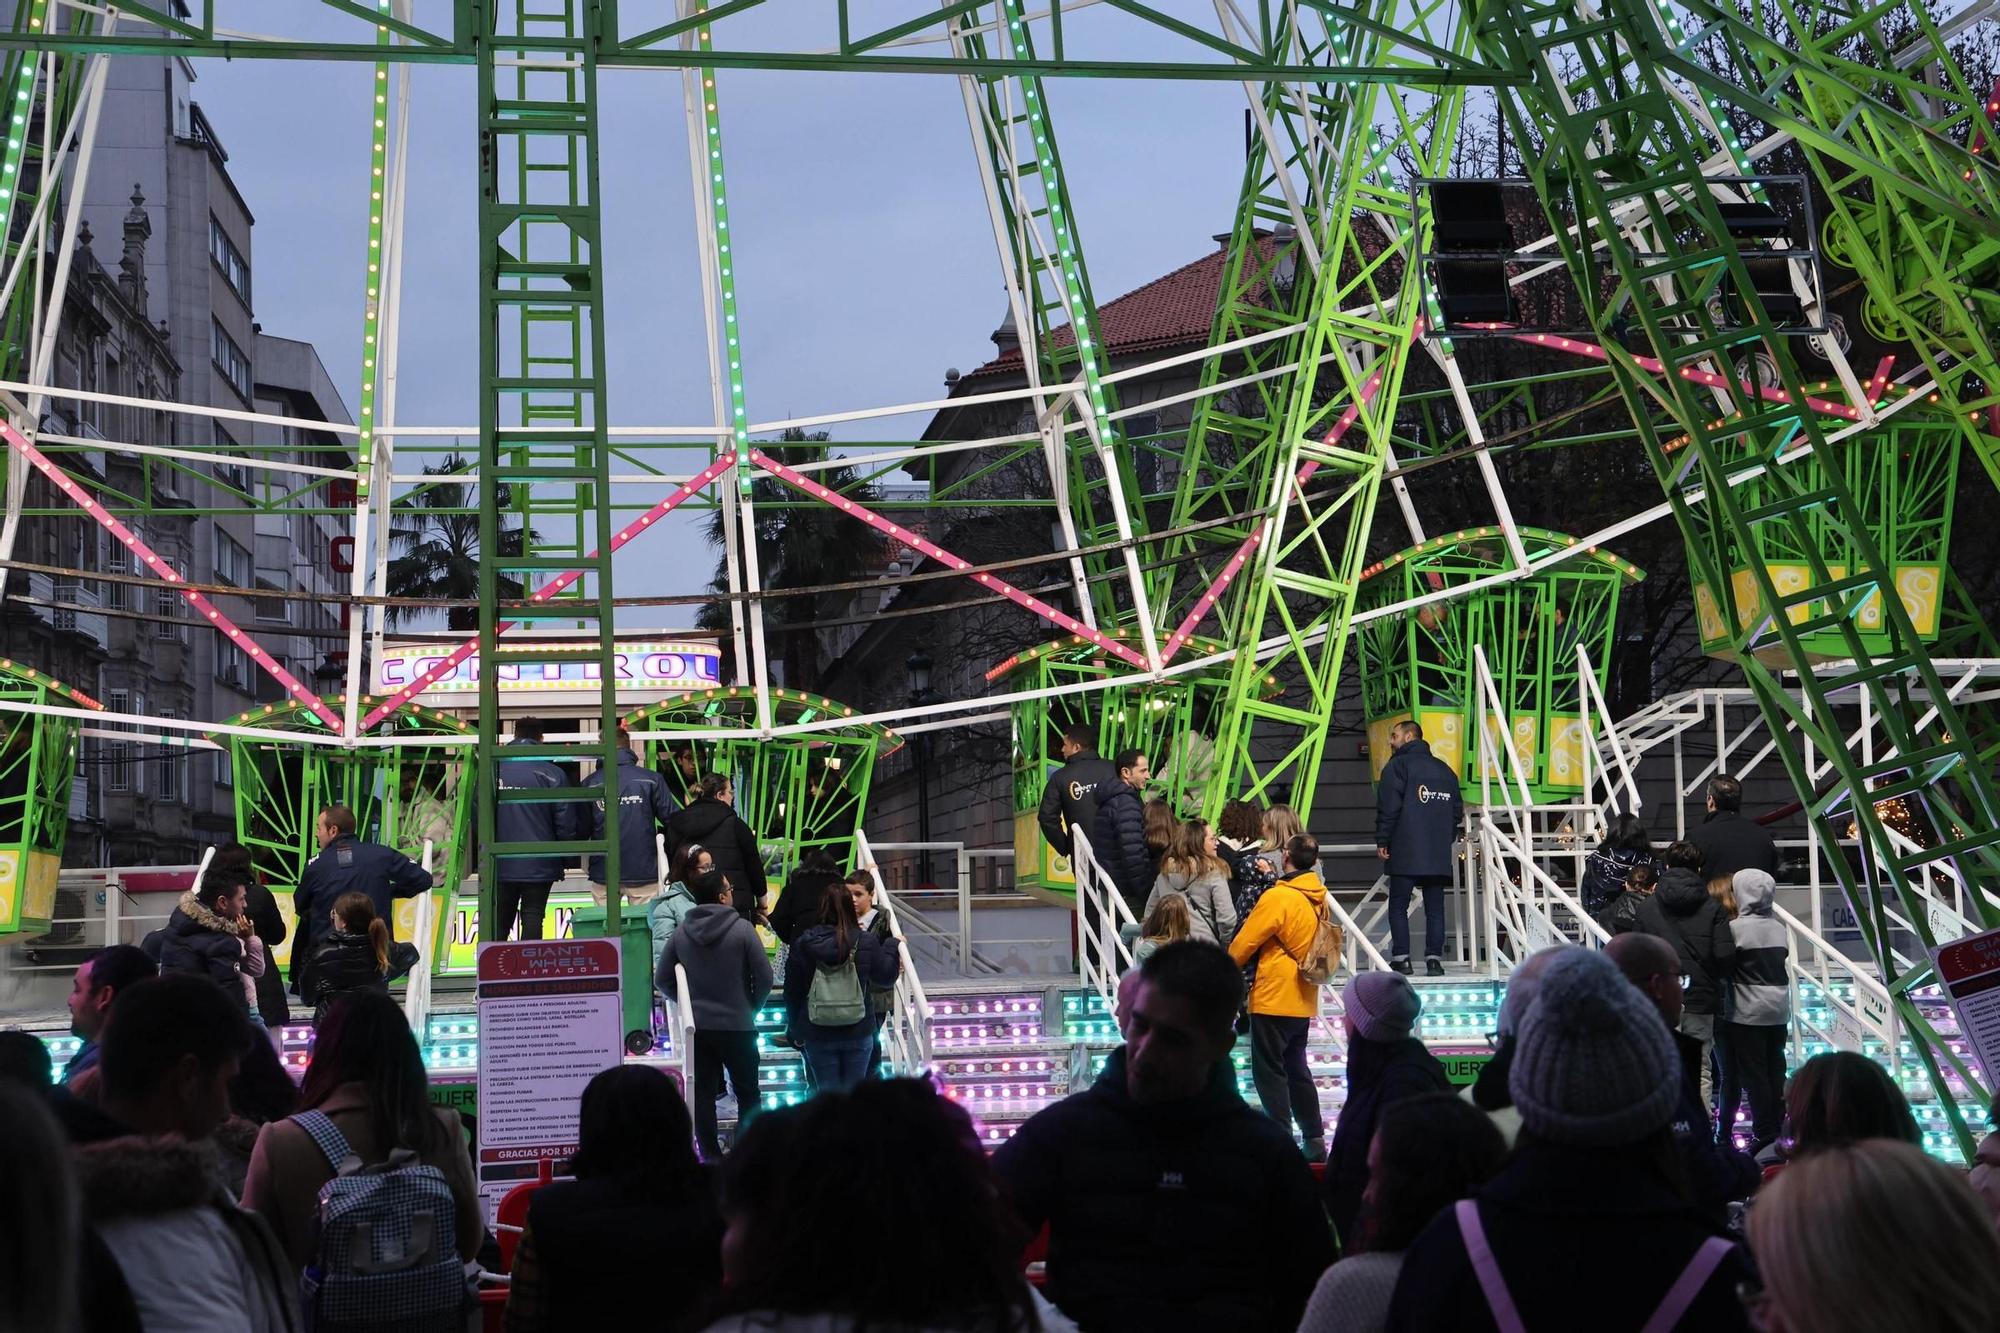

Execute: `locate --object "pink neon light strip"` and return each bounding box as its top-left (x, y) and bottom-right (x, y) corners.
top-left (1, 423), bottom-right (344, 729)
top-left (357, 453), bottom-right (739, 731)
top-left (1159, 326), bottom-right (1418, 664)
top-left (746, 448), bottom-right (1150, 670)
top-left (1509, 332), bottom-right (1864, 422)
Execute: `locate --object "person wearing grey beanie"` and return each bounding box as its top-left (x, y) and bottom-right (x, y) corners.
top-left (1385, 950), bottom-right (1751, 1332)
top-left (1322, 970), bottom-right (1450, 1248)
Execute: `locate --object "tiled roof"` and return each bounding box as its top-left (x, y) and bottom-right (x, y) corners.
top-left (963, 234), bottom-right (1282, 381)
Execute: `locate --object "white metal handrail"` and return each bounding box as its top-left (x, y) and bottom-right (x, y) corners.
top-left (1772, 901), bottom-right (1899, 1076)
top-left (656, 832), bottom-right (670, 890)
top-left (1322, 883), bottom-right (1392, 974)
top-left (1577, 642), bottom-right (1642, 816)
top-left (671, 961), bottom-right (697, 1092)
top-left (855, 828), bottom-right (933, 1070)
top-left (403, 839), bottom-right (437, 1032)
top-left (1069, 828), bottom-right (1138, 1003)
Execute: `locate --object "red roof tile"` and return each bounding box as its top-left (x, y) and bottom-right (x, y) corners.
top-left (964, 234), bottom-right (1281, 380)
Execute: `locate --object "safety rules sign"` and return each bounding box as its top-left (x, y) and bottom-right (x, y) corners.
top-left (1931, 926), bottom-right (2000, 1092)
top-left (474, 937), bottom-right (624, 1218)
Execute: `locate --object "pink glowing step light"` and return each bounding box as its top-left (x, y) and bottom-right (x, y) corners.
top-left (358, 452), bottom-right (739, 731)
top-left (746, 447), bottom-right (1149, 670)
top-left (2, 423), bottom-right (343, 729)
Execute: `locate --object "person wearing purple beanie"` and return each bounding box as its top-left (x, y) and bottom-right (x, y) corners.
top-left (1323, 969), bottom-right (1449, 1249)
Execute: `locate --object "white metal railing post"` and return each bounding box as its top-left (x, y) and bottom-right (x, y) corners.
top-left (956, 846), bottom-right (973, 977)
top-left (856, 828), bottom-right (932, 1069)
top-left (656, 832), bottom-right (669, 890)
top-left (673, 962), bottom-right (697, 1092)
top-left (403, 839), bottom-right (437, 1032)
top-left (103, 869), bottom-right (121, 947)
top-left (189, 845), bottom-right (215, 895)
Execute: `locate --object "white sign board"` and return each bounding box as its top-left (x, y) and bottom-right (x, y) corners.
top-left (474, 938), bottom-right (624, 1219)
top-left (1931, 926), bottom-right (2000, 1097)
top-left (375, 638), bottom-right (720, 705)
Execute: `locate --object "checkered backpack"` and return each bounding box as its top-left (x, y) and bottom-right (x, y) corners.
top-left (292, 1109), bottom-right (471, 1333)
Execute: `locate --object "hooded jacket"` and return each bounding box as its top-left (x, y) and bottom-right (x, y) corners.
top-left (495, 739), bottom-right (584, 883)
top-left (1635, 867), bottom-right (1736, 1016)
top-left (1689, 809), bottom-right (1779, 882)
top-left (1227, 870), bottom-right (1329, 1018)
top-left (1725, 869), bottom-right (1789, 1025)
top-left (769, 865), bottom-right (846, 945)
top-left (648, 879), bottom-right (702, 973)
top-left (992, 1046), bottom-right (1334, 1332)
top-left (1089, 779), bottom-right (1152, 910)
top-left (1324, 1035), bottom-right (1451, 1246)
top-left (657, 901), bottom-right (774, 1031)
top-left (302, 926), bottom-right (420, 1025)
top-left (1038, 749), bottom-right (1118, 854)
top-left (1144, 864), bottom-right (1237, 945)
top-left (665, 797), bottom-right (765, 907)
top-left (151, 892), bottom-right (248, 1006)
top-left (782, 923), bottom-right (900, 1042)
top-left (75, 1136), bottom-right (302, 1333)
top-left (1375, 738), bottom-right (1462, 878)
top-left (586, 748), bottom-right (681, 886)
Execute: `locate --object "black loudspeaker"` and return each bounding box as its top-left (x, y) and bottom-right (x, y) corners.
top-left (1429, 181), bottom-right (1516, 327)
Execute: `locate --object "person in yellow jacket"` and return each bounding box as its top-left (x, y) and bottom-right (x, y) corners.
top-left (1228, 832), bottom-right (1328, 1162)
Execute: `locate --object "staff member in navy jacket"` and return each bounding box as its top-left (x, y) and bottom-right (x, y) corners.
top-left (1375, 720), bottom-right (1463, 976)
top-left (494, 717), bottom-right (584, 941)
top-left (289, 803), bottom-right (433, 992)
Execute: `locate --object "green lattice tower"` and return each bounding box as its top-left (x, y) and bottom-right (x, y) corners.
top-left (1475, 0), bottom-right (2000, 1155)
top-left (220, 696), bottom-right (474, 973)
top-left (624, 686), bottom-right (896, 893)
top-left (474, 0), bottom-right (627, 976)
top-left (943, 1), bottom-right (1151, 637)
top-left (0, 660), bottom-right (87, 934)
top-left (988, 632), bottom-right (1278, 896)
top-left (1354, 528), bottom-right (1644, 802)
top-left (0, 0), bottom-right (84, 382)
top-left (1202, 2), bottom-right (1477, 818)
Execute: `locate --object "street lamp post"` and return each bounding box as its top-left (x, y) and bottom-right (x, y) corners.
top-left (907, 650), bottom-right (941, 888)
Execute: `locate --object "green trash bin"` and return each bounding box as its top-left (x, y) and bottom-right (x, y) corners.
top-left (570, 903), bottom-right (657, 1056)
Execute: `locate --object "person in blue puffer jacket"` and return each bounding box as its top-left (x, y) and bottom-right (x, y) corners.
top-left (494, 717), bottom-right (584, 941)
top-left (586, 727), bottom-right (680, 908)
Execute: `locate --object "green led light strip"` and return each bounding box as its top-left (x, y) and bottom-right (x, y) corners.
top-left (691, 8), bottom-right (750, 489)
top-left (0, 0), bottom-right (48, 218)
top-left (354, 8), bottom-right (390, 545)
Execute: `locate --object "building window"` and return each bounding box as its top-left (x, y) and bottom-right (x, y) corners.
top-left (105, 690), bottom-right (131, 792)
top-left (254, 574), bottom-right (292, 624)
top-left (214, 530), bottom-right (252, 588)
top-left (212, 421), bottom-right (248, 495)
top-left (211, 319), bottom-right (252, 403)
top-left (215, 748), bottom-right (233, 791)
top-left (154, 711), bottom-right (187, 803)
top-left (153, 586), bottom-right (187, 641)
top-left (217, 640), bottom-right (251, 691)
top-left (209, 217), bottom-right (250, 308)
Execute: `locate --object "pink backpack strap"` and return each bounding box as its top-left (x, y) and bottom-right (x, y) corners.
top-left (1638, 1237), bottom-right (1736, 1333)
top-left (1454, 1199), bottom-right (1527, 1333)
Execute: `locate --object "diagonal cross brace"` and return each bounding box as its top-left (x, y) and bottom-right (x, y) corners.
top-left (3, 422), bottom-right (345, 729)
top-left (358, 452), bottom-right (740, 731)
top-left (744, 447), bottom-right (1149, 670)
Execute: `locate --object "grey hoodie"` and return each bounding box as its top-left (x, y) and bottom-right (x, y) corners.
top-left (1726, 869), bottom-right (1789, 1025)
top-left (657, 901), bottom-right (773, 1031)
top-left (1144, 865), bottom-right (1237, 945)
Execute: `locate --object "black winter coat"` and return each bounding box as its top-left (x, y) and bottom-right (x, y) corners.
top-left (519, 1173), bottom-right (722, 1333)
top-left (291, 835), bottom-right (433, 988)
top-left (768, 866), bottom-right (844, 945)
top-left (1090, 779), bottom-right (1152, 910)
top-left (1038, 750), bottom-right (1118, 853)
top-left (1324, 1034), bottom-right (1451, 1247)
top-left (782, 923), bottom-right (900, 1042)
top-left (302, 928), bottom-right (421, 1026)
top-left (1672, 1029), bottom-right (1760, 1222)
top-left (495, 740), bottom-right (585, 883)
top-left (1385, 1141), bottom-right (1752, 1332)
top-left (1689, 810), bottom-right (1779, 882)
top-left (243, 881), bottom-right (291, 1027)
top-left (1599, 887), bottom-right (1653, 936)
top-left (151, 894), bottom-right (248, 1008)
top-left (665, 797), bottom-right (764, 908)
top-left (1581, 845), bottom-right (1656, 916)
top-left (586, 749), bottom-right (681, 886)
top-left (1375, 739), bottom-right (1462, 878)
top-left (993, 1047), bottom-right (1334, 1332)
top-left (1636, 869), bottom-right (1737, 1016)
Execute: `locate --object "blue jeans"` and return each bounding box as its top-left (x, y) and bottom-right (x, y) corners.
top-left (1388, 875), bottom-right (1448, 960)
top-left (804, 1034), bottom-right (876, 1093)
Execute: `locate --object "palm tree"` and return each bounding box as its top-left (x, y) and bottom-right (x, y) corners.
top-left (385, 455), bottom-right (534, 631)
top-left (698, 429), bottom-right (889, 691)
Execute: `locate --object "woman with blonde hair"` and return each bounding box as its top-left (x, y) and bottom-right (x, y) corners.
top-left (1706, 874), bottom-right (1738, 920)
top-left (1748, 1137), bottom-right (2000, 1333)
top-left (1132, 892), bottom-right (1192, 966)
top-left (1263, 803), bottom-right (1305, 853)
top-left (1143, 819), bottom-right (1237, 945)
